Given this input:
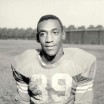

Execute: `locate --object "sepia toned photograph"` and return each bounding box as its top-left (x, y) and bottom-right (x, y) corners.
top-left (0, 0), bottom-right (104, 104)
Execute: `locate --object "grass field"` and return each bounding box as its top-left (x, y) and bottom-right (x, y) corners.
top-left (0, 40), bottom-right (104, 104)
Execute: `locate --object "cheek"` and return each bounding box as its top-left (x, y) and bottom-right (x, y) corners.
top-left (54, 35), bottom-right (62, 44)
top-left (39, 38), bottom-right (45, 45)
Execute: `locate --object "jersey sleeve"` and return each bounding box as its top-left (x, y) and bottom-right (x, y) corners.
top-left (72, 48), bottom-right (96, 103)
top-left (11, 49), bottom-right (39, 104)
top-left (73, 60), bottom-right (96, 85)
top-left (72, 48), bottom-right (97, 83)
top-left (11, 65), bottom-right (30, 104)
top-left (80, 59), bottom-right (96, 83)
top-left (79, 54), bottom-right (96, 84)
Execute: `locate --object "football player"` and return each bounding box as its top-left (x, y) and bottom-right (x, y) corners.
top-left (11, 14), bottom-right (96, 104)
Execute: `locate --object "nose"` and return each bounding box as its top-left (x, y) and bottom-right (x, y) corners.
top-left (45, 33), bottom-right (53, 43)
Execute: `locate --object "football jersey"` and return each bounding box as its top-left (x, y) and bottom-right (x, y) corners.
top-left (11, 48), bottom-right (96, 104)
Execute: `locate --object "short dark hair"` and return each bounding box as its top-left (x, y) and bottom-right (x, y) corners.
top-left (36, 14), bottom-right (63, 42)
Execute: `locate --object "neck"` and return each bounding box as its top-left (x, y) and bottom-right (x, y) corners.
top-left (41, 46), bottom-right (64, 64)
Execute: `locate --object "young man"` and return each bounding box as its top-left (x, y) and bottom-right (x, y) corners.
top-left (11, 15), bottom-right (96, 104)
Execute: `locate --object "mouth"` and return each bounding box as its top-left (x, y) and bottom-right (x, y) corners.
top-left (45, 45), bottom-right (56, 49)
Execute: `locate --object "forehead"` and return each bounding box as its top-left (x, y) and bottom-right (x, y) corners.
top-left (37, 19), bottom-right (62, 31)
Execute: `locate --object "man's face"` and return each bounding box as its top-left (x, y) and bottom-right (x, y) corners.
top-left (37, 19), bottom-right (63, 56)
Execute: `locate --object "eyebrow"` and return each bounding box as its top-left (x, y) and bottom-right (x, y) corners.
top-left (38, 30), bottom-right (47, 33)
top-left (51, 28), bottom-right (60, 31)
top-left (38, 28), bottom-right (60, 33)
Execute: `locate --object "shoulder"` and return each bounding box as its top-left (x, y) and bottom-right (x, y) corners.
top-left (15, 49), bottom-right (39, 63)
top-left (12, 49), bottom-right (40, 73)
top-left (64, 48), bottom-right (96, 68)
top-left (74, 48), bottom-right (96, 63)
top-left (17, 49), bottom-right (39, 59)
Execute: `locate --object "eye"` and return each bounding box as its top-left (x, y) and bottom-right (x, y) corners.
top-left (39, 32), bottom-right (46, 37)
top-left (53, 31), bottom-right (59, 35)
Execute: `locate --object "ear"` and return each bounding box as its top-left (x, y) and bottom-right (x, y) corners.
top-left (62, 30), bottom-right (66, 40)
top-left (36, 33), bottom-right (40, 43)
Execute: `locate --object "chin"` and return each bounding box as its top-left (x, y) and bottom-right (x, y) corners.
top-left (45, 50), bottom-right (57, 56)
top-left (46, 52), bottom-right (56, 57)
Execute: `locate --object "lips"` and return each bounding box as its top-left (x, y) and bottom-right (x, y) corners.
top-left (45, 45), bottom-right (56, 49)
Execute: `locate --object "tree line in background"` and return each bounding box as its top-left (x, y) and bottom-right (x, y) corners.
top-left (66, 25), bottom-right (104, 30)
top-left (0, 28), bottom-right (37, 39)
top-left (0, 25), bottom-right (104, 39)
